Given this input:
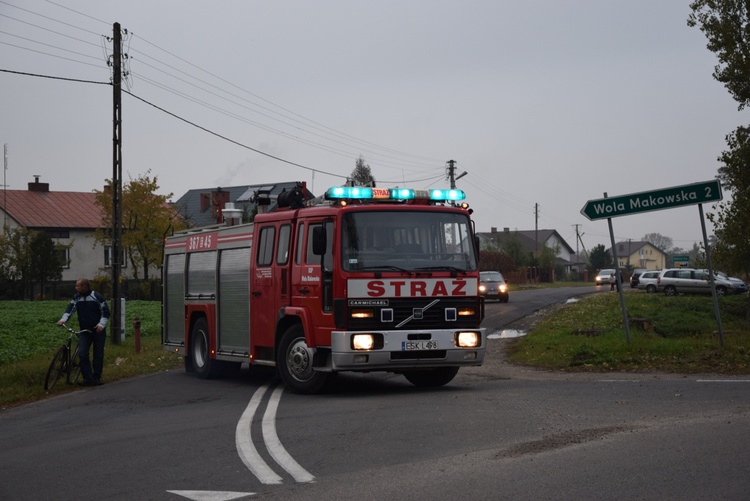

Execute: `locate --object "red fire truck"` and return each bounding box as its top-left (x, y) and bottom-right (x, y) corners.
top-left (162, 183), bottom-right (486, 393)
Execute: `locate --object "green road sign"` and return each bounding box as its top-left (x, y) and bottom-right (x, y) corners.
top-left (673, 255), bottom-right (689, 262)
top-left (580, 180), bottom-right (722, 221)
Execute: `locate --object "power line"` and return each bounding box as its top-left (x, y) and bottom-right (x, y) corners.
top-left (122, 89), bottom-right (346, 180)
top-left (3, 2), bottom-right (445, 176)
top-left (130, 33), bottom-right (443, 166)
top-left (0, 1), bottom-right (103, 37)
top-left (0, 67), bottom-right (109, 85)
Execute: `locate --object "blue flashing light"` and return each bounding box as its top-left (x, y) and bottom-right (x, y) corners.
top-left (390, 188), bottom-right (415, 200)
top-left (326, 186), bottom-right (374, 199)
top-left (430, 189), bottom-right (466, 201)
top-left (324, 186), bottom-right (466, 203)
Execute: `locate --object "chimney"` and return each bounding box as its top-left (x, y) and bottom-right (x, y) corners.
top-left (200, 193), bottom-right (211, 212)
top-left (491, 227), bottom-right (497, 233)
top-left (504, 227), bottom-right (510, 233)
top-left (28, 175), bottom-right (49, 193)
top-left (212, 188), bottom-right (230, 223)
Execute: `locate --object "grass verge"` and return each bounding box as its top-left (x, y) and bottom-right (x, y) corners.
top-left (507, 292), bottom-right (750, 373)
top-left (0, 301), bottom-right (183, 409)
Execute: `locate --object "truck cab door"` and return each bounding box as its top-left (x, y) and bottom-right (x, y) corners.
top-left (251, 223), bottom-right (292, 347)
top-left (291, 220), bottom-right (334, 341)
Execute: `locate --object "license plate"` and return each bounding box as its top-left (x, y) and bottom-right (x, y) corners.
top-left (402, 340), bottom-right (438, 351)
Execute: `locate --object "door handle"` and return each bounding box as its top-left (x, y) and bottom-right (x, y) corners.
top-left (299, 288), bottom-right (310, 295)
top-left (252, 291), bottom-right (261, 297)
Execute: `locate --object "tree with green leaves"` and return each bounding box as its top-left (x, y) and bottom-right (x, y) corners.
top-left (94, 172), bottom-right (186, 280)
top-left (349, 155), bottom-right (376, 186)
top-left (688, 1), bottom-right (750, 110)
top-left (689, 1), bottom-right (750, 319)
top-left (588, 244), bottom-right (613, 272)
top-left (500, 231), bottom-right (530, 267)
top-left (0, 226), bottom-right (68, 299)
top-left (708, 127), bottom-right (750, 294)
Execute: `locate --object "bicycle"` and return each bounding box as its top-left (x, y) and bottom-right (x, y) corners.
top-left (44, 324), bottom-right (92, 391)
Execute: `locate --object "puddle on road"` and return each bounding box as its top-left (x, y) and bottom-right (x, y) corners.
top-left (488, 329), bottom-right (527, 339)
top-left (489, 298), bottom-right (579, 339)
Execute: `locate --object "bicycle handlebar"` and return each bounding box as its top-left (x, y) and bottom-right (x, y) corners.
top-left (58, 324), bottom-right (93, 335)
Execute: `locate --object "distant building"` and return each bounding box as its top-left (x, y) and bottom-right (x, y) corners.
top-left (476, 227), bottom-right (577, 273)
top-left (172, 181), bottom-right (313, 228)
top-left (609, 241), bottom-right (666, 270)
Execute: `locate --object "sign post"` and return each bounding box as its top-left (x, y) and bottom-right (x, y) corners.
top-left (581, 180), bottom-right (724, 346)
top-left (580, 180), bottom-right (722, 221)
top-left (672, 255), bottom-right (689, 267)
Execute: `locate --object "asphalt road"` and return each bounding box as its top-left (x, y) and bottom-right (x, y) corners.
top-left (2, 285), bottom-right (749, 501)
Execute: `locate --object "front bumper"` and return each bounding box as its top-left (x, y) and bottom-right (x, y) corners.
top-left (330, 328), bottom-right (486, 371)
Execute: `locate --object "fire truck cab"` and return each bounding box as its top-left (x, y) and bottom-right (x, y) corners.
top-left (163, 184), bottom-right (486, 393)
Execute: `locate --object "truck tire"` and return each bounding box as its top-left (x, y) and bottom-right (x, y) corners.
top-left (190, 318), bottom-right (221, 379)
top-left (277, 324), bottom-right (336, 394)
top-left (403, 367), bottom-right (459, 387)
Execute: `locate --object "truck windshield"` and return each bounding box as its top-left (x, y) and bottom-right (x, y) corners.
top-left (341, 210), bottom-right (478, 272)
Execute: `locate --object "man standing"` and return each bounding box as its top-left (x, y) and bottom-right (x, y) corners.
top-left (58, 278), bottom-right (111, 386)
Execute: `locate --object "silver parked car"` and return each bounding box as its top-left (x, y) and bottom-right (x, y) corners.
top-left (656, 268), bottom-right (746, 296)
top-left (636, 270), bottom-right (660, 293)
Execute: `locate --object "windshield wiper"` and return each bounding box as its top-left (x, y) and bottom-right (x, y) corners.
top-left (415, 265), bottom-right (467, 275)
top-left (358, 265), bottom-right (414, 276)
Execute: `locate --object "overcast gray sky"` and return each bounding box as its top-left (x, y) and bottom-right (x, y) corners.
top-left (1, 0), bottom-right (745, 254)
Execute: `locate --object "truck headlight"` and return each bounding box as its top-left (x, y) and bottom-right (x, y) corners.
top-left (352, 334), bottom-right (374, 350)
top-left (455, 331), bottom-right (480, 348)
top-left (351, 333), bottom-right (384, 350)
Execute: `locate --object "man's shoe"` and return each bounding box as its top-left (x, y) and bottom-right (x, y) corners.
top-left (77, 380), bottom-right (95, 387)
top-left (93, 380), bottom-right (103, 386)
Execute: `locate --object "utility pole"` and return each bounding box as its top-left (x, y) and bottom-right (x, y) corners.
top-left (445, 159), bottom-right (467, 190)
top-left (110, 22), bottom-right (123, 345)
top-left (573, 223), bottom-right (581, 271)
top-left (3, 144), bottom-right (8, 229)
top-left (534, 203), bottom-right (539, 255)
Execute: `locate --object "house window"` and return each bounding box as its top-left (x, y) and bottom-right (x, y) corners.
top-left (46, 230), bottom-right (70, 239)
top-left (104, 246), bottom-right (127, 268)
top-left (55, 247), bottom-right (70, 269)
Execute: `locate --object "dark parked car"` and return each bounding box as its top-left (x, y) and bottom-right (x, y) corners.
top-left (479, 271), bottom-right (509, 302)
top-left (629, 268), bottom-right (648, 288)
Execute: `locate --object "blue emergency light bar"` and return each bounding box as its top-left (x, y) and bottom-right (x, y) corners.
top-left (325, 186), bottom-right (466, 203)
top-left (429, 189), bottom-right (466, 201)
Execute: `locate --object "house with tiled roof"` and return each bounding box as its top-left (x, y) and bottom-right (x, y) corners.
top-left (173, 181), bottom-right (313, 228)
top-left (0, 176), bottom-right (110, 285)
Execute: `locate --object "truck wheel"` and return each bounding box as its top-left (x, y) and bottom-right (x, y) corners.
top-left (277, 324), bottom-right (335, 394)
top-left (403, 367), bottom-right (459, 387)
top-left (190, 318), bottom-right (221, 379)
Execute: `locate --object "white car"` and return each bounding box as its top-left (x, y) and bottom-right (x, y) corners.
top-left (656, 268), bottom-right (746, 296)
top-left (636, 270), bottom-right (660, 293)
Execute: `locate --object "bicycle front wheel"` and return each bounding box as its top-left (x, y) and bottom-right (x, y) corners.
top-left (44, 345), bottom-right (68, 391)
top-left (68, 343), bottom-right (82, 385)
